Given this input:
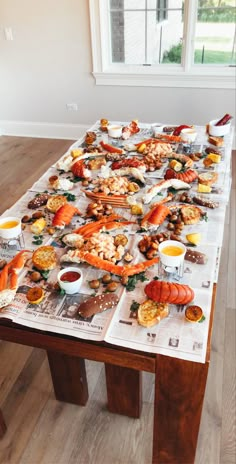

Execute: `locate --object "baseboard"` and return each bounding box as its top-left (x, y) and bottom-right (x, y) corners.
top-left (0, 120), bottom-right (90, 140)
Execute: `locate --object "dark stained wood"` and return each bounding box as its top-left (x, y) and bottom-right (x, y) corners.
top-left (0, 410), bottom-right (6, 438)
top-left (152, 355), bottom-right (209, 464)
top-left (105, 364), bottom-right (142, 418)
top-left (0, 322), bottom-right (156, 373)
top-left (47, 351), bottom-right (88, 406)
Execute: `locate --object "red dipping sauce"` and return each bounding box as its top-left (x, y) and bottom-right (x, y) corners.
top-left (60, 271), bottom-right (80, 283)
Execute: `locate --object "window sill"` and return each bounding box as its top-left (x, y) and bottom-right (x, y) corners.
top-left (93, 70), bottom-right (235, 89)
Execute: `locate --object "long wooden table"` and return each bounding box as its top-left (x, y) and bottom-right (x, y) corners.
top-left (0, 285), bottom-right (216, 463)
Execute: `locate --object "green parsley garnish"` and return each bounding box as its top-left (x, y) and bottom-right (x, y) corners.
top-left (63, 192), bottom-right (76, 201)
top-left (130, 300), bottom-right (140, 312)
top-left (126, 272), bottom-right (148, 292)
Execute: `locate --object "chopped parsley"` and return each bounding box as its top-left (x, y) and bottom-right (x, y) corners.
top-left (126, 272), bottom-right (148, 292)
top-left (130, 300), bottom-right (140, 312)
top-left (63, 192), bottom-right (76, 201)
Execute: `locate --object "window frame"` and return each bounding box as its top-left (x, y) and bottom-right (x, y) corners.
top-left (89, 0), bottom-right (236, 89)
top-left (156, 0), bottom-right (168, 23)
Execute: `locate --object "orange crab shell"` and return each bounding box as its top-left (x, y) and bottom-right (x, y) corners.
top-left (52, 204), bottom-right (80, 228)
top-left (71, 160), bottom-right (91, 179)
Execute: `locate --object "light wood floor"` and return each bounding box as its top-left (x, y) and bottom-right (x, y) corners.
top-left (0, 136), bottom-right (235, 464)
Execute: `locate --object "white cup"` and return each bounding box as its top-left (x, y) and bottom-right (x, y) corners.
top-left (58, 267), bottom-right (83, 294)
top-left (152, 124), bottom-right (165, 136)
top-left (0, 216), bottom-right (22, 239)
top-left (159, 240), bottom-right (186, 268)
top-left (180, 128), bottom-right (197, 143)
top-left (107, 125), bottom-right (123, 138)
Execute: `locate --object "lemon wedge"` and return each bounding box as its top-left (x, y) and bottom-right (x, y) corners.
top-left (186, 233), bottom-right (201, 246)
top-left (71, 149), bottom-right (83, 158)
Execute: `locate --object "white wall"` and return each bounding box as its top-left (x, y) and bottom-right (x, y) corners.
top-left (0, 0), bottom-right (235, 139)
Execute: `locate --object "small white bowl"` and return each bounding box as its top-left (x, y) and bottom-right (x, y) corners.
top-left (152, 124), bottom-right (165, 136)
top-left (0, 216), bottom-right (22, 239)
top-left (209, 119), bottom-right (231, 137)
top-left (58, 267), bottom-right (83, 294)
top-left (107, 125), bottom-right (123, 138)
top-left (180, 128), bottom-right (197, 143)
top-left (159, 240), bottom-right (186, 268)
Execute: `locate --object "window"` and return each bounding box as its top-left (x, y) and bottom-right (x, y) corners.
top-left (89, 0), bottom-right (236, 88)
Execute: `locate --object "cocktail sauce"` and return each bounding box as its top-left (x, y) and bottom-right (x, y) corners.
top-left (60, 271), bottom-right (80, 282)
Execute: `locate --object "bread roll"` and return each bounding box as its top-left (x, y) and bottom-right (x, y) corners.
top-left (181, 205), bottom-right (202, 225)
top-left (32, 246), bottom-right (57, 271)
top-left (208, 136), bottom-right (224, 147)
top-left (138, 299), bottom-right (169, 328)
top-left (78, 293), bottom-right (119, 318)
top-left (185, 249), bottom-right (207, 265)
top-left (46, 195), bottom-right (68, 213)
top-left (198, 172), bottom-right (218, 186)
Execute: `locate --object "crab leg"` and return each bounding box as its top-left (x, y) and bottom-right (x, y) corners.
top-left (0, 250), bottom-right (31, 309)
top-left (0, 265), bottom-right (9, 291)
top-left (135, 138), bottom-right (157, 148)
top-left (164, 152), bottom-right (193, 168)
top-left (82, 190), bottom-right (129, 208)
top-left (142, 178), bottom-right (190, 204)
top-left (8, 250), bottom-right (31, 274)
top-left (74, 214), bottom-right (124, 235)
top-left (82, 220), bottom-right (136, 238)
top-left (63, 250), bottom-right (159, 277)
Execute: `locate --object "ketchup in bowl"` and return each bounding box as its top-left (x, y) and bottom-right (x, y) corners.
top-left (58, 267), bottom-right (83, 294)
top-left (60, 271), bottom-right (81, 283)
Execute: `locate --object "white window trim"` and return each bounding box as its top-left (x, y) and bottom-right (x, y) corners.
top-left (89, 0), bottom-right (236, 89)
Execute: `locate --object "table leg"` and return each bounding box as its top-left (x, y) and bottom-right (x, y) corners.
top-left (105, 364), bottom-right (142, 418)
top-left (47, 351), bottom-right (88, 406)
top-left (152, 355), bottom-right (209, 464)
top-left (0, 409), bottom-right (7, 437)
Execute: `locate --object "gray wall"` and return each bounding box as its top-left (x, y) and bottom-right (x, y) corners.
top-left (0, 0), bottom-right (235, 135)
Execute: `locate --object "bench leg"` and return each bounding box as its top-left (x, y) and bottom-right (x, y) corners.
top-left (47, 351), bottom-right (89, 406)
top-left (105, 364), bottom-right (142, 418)
top-left (0, 409), bottom-right (7, 438)
top-left (152, 355), bottom-right (209, 464)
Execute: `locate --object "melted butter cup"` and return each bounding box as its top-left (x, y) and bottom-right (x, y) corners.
top-left (0, 216), bottom-right (22, 239)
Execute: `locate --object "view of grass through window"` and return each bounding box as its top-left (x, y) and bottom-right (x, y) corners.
top-left (163, 0), bottom-right (236, 65)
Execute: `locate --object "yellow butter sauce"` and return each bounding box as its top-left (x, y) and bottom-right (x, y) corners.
top-left (162, 246), bottom-right (183, 256)
top-left (0, 220), bottom-right (19, 229)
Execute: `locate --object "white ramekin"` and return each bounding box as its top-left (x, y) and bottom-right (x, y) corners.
top-left (209, 119), bottom-right (231, 137)
top-left (159, 240), bottom-right (186, 268)
top-left (58, 267), bottom-right (83, 294)
top-left (107, 125), bottom-right (123, 138)
top-left (0, 216), bottom-right (22, 239)
top-left (180, 128), bottom-right (197, 143)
